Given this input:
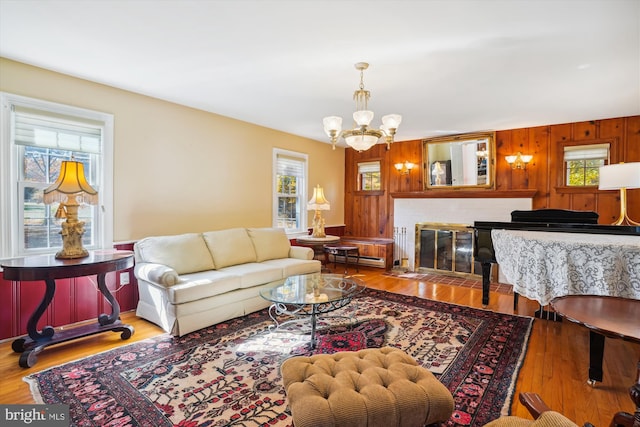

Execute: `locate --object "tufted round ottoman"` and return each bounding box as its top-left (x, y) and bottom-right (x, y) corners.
top-left (280, 347), bottom-right (454, 427)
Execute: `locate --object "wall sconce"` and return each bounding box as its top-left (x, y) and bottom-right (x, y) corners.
top-left (505, 152), bottom-right (533, 170)
top-left (599, 162), bottom-right (640, 225)
top-left (394, 161), bottom-right (415, 175)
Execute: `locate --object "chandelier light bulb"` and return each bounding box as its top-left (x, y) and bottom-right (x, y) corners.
top-left (381, 114), bottom-right (402, 130)
top-left (353, 110), bottom-right (374, 127)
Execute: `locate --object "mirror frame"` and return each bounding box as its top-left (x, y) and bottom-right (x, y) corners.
top-left (423, 131), bottom-right (496, 190)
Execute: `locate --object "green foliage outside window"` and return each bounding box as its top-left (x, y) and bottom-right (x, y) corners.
top-left (566, 159), bottom-right (603, 186)
top-left (360, 171), bottom-right (381, 190)
top-left (277, 175), bottom-right (297, 195)
top-left (276, 174), bottom-right (299, 229)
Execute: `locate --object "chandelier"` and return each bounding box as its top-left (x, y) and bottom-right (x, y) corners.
top-left (323, 62), bottom-right (402, 152)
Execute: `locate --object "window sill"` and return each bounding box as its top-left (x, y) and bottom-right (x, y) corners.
top-left (354, 190), bottom-right (385, 196)
top-left (554, 186), bottom-right (600, 194)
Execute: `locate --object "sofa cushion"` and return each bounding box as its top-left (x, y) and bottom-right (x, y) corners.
top-left (203, 228), bottom-right (257, 268)
top-left (167, 270), bottom-right (242, 304)
top-left (247, 227), bottom-right (292, 262)
top-left (135, 233), bottom-right (215, 275)
top-left (262, 258), bottom-right (321, 277)
top-left (218, 262), bottom-right (283, 288)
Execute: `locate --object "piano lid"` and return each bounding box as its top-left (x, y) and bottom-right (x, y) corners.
top-left (473, 221), bottom-right (640, 236)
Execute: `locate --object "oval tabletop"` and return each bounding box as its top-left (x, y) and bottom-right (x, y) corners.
top-left (550, 295), bottom-right (640, 343)
top-left (0, 250), bottom-right (134, 281)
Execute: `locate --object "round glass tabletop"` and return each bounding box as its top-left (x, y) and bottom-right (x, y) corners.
top-left (260, 273), bottom-right (364, 305)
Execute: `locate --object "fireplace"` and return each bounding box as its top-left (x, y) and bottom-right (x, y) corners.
top-left (393, 197), bottom-right (533, 270)
top-left (415, 222), bottom-right (479, 277)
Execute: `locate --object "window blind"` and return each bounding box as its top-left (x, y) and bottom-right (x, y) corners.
top-left (13, 106), bottom-right (102, 154)
top-left (276, 154), bottom-right (304, 177)
top-left (358, 161), bottom-right (380, 174)
top-left (563, 144), bottom-right (609, 161)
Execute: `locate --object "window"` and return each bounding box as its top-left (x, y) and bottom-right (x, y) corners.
top-left (563, 143), bottom-right (610, 186)
top-left (273, 149), bottom-right (307, 233)
top-left (0, 93), bottom-right (113, 258)
top-left (357, 161), bottom-right (381, 190)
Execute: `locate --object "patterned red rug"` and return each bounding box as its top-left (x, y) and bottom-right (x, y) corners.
top-left (26, 289), bottom-right (532, 426)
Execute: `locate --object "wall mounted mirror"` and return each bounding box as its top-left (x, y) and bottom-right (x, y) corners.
top-left (423, 132), bottom-right (495, 189)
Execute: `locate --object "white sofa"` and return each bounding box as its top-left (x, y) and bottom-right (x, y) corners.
top-left (133, 227), bottom-right (321, 336)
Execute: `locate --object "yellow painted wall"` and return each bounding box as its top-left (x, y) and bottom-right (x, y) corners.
top-left (0, 58), bottom-right (345, 242)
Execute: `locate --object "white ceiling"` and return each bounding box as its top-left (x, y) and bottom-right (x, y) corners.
top-left (1, 0), bottom-right (639, 147)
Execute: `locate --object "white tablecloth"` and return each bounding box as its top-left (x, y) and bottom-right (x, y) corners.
top-left (492, 229), bottom-right (640, 305)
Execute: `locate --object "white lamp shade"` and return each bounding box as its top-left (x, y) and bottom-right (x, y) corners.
top-left (345, 133), bottom-right (378, 151)
top-left (381, 114), bottom-right (402, 129)
top-left (520, 154), bottom-right (533, 163)
top-left (599, 162), bottom-right (640, 190)
top-left (353, 110), bottom-right (374, 127)
top-left (505, 155), bottom-right (518, 164)
top-left (307, 185), bottom-right (330, 210)
top-left (323, 116), bottom-right (342, 133)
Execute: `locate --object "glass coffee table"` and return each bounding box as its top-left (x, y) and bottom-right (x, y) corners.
top-left (259, 273), bottom-right (365, 348)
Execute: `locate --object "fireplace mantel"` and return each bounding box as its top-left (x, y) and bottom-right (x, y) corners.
top-left (391, 190), bottom-right (537, 199)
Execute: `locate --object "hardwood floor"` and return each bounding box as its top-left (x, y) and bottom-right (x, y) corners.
top-left (0, 266), bottom-right (637, 426)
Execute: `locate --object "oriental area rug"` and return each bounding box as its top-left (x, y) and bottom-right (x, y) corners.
top-left (26, 289), bottom-right (532, 427)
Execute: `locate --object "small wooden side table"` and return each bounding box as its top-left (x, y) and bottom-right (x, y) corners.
top-left (0, 250), bottom-right (135, 368)
top-left (324, 245), bottom-right (360, 274)
top-left (296, 235), bottom-right (340, 269)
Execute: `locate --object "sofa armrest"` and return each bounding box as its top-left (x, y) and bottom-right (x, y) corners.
top-left (135, 262), bottom-right (180, 287)
top-left (289, 246), bottom-right (314, 260)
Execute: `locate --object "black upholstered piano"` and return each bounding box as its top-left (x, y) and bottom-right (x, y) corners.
top-left (473, 209), bottom-right (640, 306)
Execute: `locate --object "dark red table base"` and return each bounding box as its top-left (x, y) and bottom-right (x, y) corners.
top-left (1, 251), bottom-right (135, 368)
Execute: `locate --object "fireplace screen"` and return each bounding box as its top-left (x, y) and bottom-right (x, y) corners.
top-left (416, 223), bottom-right (478, 277)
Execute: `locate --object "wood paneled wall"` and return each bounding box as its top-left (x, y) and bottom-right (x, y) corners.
top-left (344, 115), bottom-right (640, 238)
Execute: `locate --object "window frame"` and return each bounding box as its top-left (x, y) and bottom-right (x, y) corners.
top-left (555, 139), bottom-right (617, 194)
top-left (0, 93), bottom-right (114, 258)
top-left (356, 159), bottom-right (383, 194)
top-left (272, 148), bottom-right (308, 236)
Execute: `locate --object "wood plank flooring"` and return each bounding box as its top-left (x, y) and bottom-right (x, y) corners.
top-left (0, 266), bottom-right (637, 426)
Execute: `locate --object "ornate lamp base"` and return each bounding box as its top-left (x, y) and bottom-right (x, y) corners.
top-left (55, 202), bottom-right (89, 259)
top-left (311, 210), bottom-right (327, 238)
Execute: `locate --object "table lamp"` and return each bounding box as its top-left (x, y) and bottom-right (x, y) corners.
top-left (43, 159), bottom-right (99, 258)
top-left (307, 185), bottom-right (330, 238)
top-left (599, 162), bottom-right (640, 225)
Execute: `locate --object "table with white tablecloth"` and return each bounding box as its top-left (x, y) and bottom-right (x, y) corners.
top-left (491, 229), bottom-right (640, 306)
